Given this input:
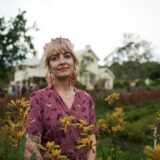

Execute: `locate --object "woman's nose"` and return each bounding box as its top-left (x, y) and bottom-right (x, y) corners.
top-left (59, 54), bottom-right (65, 64)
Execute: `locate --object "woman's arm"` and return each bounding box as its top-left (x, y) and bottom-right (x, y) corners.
top-left (87, 134), bottom-right (96, 160)
top-left (25, 134), bottom-right (43, 160)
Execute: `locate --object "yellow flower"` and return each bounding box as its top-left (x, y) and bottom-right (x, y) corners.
top-left (107, 156), bottom-right (112, 160)
top-left (78, 120), bottom-right (87, 128)
top-left (98, 119), bottom-right (108, 132)
top-left (144, 145), bottom-right (160, 160)
top-left (104, 93), bottom-right (120, 105)
top-left (16, 130), bottom-right (25, 141)
top-left (149, 124), bottom-right (156, 130)
top-left (2, 98), bottom-right (30, 149)
top-left (105, 95), bottom-right (113, 105)
top-left (39, 142), bottom-right (68, 160)
top-left (111, 148), bottom-right (115, 152)
top-left (118, 150), bottom-right (123, 155)
top-left (110, 113), bottom-right (118, 120)
top-left (59, 115), bottom-right (76, 133)
top-left (77, 136), bottom-right (96, 153)
top-left (51, 149), bottom-right (61, 159)
top-left (115, 107), bottom-right (123, 115)
top-left (118, 119), bottom-right (125, 126)
top-left (80, 124), bottom-right (94, 136)
top-left (111, 127), bottom-right (117, 132)
top-left (45, 141), bottom-right (60, 152)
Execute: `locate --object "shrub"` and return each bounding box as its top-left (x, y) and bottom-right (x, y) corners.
top-left (128, 130), bottom-right (145, 143)
top-left (75, 80), bottom-right (87, 90)
top-left (149, 80), bottom-right (160, 87)
top-left (135, 79), bottom-right (146, 87)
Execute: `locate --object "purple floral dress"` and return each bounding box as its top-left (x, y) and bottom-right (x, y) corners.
top-left (25, 87), bottom-right (97, 160)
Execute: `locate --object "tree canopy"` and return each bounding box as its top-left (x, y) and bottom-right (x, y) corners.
top-left (0, 10), bottom-right (38, 87)
top-left (105, 33), bottom-right (155, 80)
top-left (105, 33), bottom-right (153, 65)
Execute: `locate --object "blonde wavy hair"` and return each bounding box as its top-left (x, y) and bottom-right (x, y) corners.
top-left (44, 37), bottom-right (79, 80)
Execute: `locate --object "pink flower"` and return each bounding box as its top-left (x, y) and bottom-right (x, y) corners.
top-left (43, 43), bottom-right (49, 53)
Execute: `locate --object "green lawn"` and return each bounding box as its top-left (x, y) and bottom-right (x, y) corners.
top-left (95, 99), bottom-right (160, 159)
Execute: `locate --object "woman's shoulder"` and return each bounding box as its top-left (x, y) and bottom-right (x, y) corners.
top-left (74, 87), bottom-right (92, 99)
top-left (30, 87), bottom-right (49, 98)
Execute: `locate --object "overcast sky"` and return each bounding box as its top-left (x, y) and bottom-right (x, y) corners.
top-left (1, 0), bottom-right (160, 64)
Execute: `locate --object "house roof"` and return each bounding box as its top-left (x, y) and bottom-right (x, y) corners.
top-left (99, 67), bottom-right (115, 79)
top-left (26, 68), bottom-right (46, 77)
top-left (18, 58), bottom-right (40, 66)
top-left (76, 45), bottom-right (100, 61)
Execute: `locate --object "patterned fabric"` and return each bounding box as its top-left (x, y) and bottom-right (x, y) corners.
top-left (25, 87), bottom-right (97, 160)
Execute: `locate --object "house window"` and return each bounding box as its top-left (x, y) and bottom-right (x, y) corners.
top-left (88, 57), bottom-right (94, 64)
top-left (84, 72), bottom-right (95, 86)
top-left (19, 65), bottom-right (23, 70)
top-left (84, 72), bottom-right (91, 86)
top-left (84, 56), bottom-right (94, 65)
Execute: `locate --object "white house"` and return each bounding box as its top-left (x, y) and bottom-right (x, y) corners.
top-left (12, 45), bottom-right (115, 90)
top-left (76, 45), bottom-right (115, 89)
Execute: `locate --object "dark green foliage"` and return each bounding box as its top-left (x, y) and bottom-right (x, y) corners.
top-left (135, 79), bottom-right (146, 87)
top-left (96, 142), bottom-right (146, 160)
top-left (114, 81), bottom-right (123, 89)
top-left (75, 80), bottom-right (87, 90)
top-left (107, 33), bottom-right (154, 80)
top-left (149, 63), bottom-right (160, 81)
top-left (39, 79), bottom-right (48, 89)
top-left (149, 80), bottom-right (160, 87)
top-left (114, 80), bottom-right (130, 90)
top-left (95, 97), bottom-right (160, 145)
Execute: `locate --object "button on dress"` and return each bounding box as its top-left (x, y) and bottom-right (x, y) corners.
top-left (25, 87), bottom-right (97, 160)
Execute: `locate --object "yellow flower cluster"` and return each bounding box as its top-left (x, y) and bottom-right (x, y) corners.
top-left (59, 117), bottom-right (95, 136)
top-left (98, 107), bottom-right (125, 135)
top-left (1, 98), bottom-right (31, 150)
top-left (38, 141), bottom-right (68, 160)
top-left (107, 156), bottom-right (111, 160)
top-left (41, 117), bottom-right (96, 159)
top-left (104, 93), bottom-right (120, 106)
top-left (144, 145), bottom-right (160, 160)
top-left (97, 119), bottom-right (108, 133)
top-left (59, 115), bottom-right (77, 133)
top-left (110, 146), bottom-right (122, 155)
top-left (77, 136), bottom-right (96, 153)
top-left (149, 124), bottom-right (156, 131)
top-left (97, 93), bottom-right (125, 159)
top-left (78, 120), bottom-right (94, 136)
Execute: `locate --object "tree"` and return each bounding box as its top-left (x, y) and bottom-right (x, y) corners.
top-left (149, 63), bottom-right (160, 81)
top-left (0, 10), bottom-right (38, 87)
top-left (105, 33), bottom-right (153, 80)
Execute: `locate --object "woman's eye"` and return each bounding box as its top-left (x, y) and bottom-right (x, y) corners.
top-left (50, 56), bottom-right (58, 61)
top-left (65, 54), bottom-right (71, 58)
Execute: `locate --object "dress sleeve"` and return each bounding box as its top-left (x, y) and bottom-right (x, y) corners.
top-left (25, 91), bottom-right (43, 137)
top-left (89, 96), bottom-right (98, 134)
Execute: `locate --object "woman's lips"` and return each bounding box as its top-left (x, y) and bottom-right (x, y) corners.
top-left (59, 67), bottom-right (69, 71)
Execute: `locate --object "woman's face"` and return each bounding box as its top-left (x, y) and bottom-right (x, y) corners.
top-left (49, 51), bottom-right (74, 79)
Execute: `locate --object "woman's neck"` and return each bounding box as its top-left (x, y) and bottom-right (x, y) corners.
top-left (53, 78), bottom-right (72, 93)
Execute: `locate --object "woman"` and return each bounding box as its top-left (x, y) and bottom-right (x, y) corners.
top-left (25, 38), bottom-right (97, 160)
